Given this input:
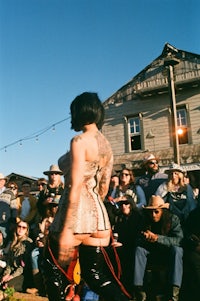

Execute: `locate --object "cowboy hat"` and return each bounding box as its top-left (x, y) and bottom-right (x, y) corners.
top-left (143, 153), bottom-right (159, 165)
top-left (0, 173), bottom-right (8, 182)
top-left (43, 164), bottom-right (63, 175)
top-left (164, 162), bottom-right (185, 174)
top-left (143, 195), bottom-right (169, 209)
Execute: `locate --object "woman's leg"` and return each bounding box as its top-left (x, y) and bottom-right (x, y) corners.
top-left (42, 253), bottom-right (70, 301)
top-left (43, 240), bottom-right (72, 301)
top-left (79, 245), bottom-right (130, 301)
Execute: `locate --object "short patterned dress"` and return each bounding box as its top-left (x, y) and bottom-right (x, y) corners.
top-left (49, 132), bottom-right (113, 236)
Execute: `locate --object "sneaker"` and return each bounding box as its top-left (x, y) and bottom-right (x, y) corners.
top-left (135, 287), bottom-right (147, 301)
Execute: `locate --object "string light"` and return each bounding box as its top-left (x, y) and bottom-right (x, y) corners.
top-left (0, 117), bottom-right (69, 152)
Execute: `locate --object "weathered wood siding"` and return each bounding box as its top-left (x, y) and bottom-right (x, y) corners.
top-left (102, 44), bottom-right (200, 168)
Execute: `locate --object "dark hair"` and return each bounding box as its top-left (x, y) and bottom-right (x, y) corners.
top-left (37, 178), bottom-right (47, 185)
top-left (70, 92), bottom-right (105, 131)
top-left (144, 208), bottom-right (172, 235)
top-left (119, 168), bottom-right (135, 184)
top-left (7, 181), bottom-right (18, 190)
top-left (22, 180), bottom-right (31, 186)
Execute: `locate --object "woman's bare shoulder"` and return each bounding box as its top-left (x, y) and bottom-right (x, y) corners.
top-left (71, 134), bottom-right (84, 143)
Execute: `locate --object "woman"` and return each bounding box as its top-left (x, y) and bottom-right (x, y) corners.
top-left (112, 168), bottom-right (146, 209)
top-left (27, 201), bottom-right (59, 296)
top-left (112, 199), bottom-right (142, 295)
top-left (0, 219), bottom-right (33, 292)
top-left (155, 163), bottom-right (196, 225)
top-left (44, 92), bottom-right (130, 301)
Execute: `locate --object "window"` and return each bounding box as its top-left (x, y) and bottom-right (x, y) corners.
top-left (128, 116), bottom-right (141, 150)
top-left (176, 108), bottom-right (188, 144)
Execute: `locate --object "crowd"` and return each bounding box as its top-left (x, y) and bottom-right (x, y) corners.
top-left (0, 91), bottom-right (199, 301)
top-left (0, 154), bottom-right (199, 301)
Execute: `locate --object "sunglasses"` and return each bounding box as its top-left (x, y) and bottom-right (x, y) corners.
top-left (10, 186), bottom-right (17, 190)
top-left (148, 209), bottom-right (161, 214)
top-left (17, 225), bottom-right (27, 230)
top-left (121, 173), bottom-right (130, 176)
top-left (120, 201), bottom-right (130, 206)
top-left (38, 183), bottom-right (46, 186)
top-left (49, 203), bottom-right (59, 207)
top-left (148, 161), bottom-right (158, 165)
top-left (50, 172), bottom-right (60, 175)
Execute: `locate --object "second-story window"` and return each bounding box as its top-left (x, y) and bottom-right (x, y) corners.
top-left (128, 116), bottom-right (141, 150)
top-left (177, 107), bottom-right (188, 144)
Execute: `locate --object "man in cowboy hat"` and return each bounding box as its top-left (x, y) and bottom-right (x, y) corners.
top-left (37, 165), bottom-right (64, 219)
top-left (136, 153), bottom-right (168, 202)
top-left (133, 195), bottom-right (183, 301)
top-left (0, 173), bottom-right (18, 242)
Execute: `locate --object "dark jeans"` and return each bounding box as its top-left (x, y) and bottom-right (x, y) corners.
top-left (134, 245), bottom-right (183, 288)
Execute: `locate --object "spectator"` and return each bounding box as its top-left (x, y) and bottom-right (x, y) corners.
top-left (104, 172), bottom-right (120, 226)
top-left (18, 180), bottom-right (39, 240)
top-left (0, 173), bottom-right (18, 242)
top-left (6, 181), bottom-right (20, 240)
top-left (107, 171), bottom-right (119, 199)
top-left (113, 168), bottom-right (146, 210)
top-left (136, 154), bottom-right (168, 202)
top-left (37, 165), bottom-right (64, 219)
top-left (133, 195), bottom-right (183, 301)
top-left (156, 163), bottom-right (196, 225)
top-left (6, 181), bottom-right (19, 198)
top-left (0, 227), bottom-right (7, 276)
top-left (35, 178), bottom-right (48, 199)
top-left (112, 198), bottom-right (142, 296)
top-left (28, 197), bottom-right (59, 296)
top-left (0, 219), bottom-right (33, 292)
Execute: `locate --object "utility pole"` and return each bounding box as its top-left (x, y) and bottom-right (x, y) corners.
top-left (164, 56), bottom-right (180, 165)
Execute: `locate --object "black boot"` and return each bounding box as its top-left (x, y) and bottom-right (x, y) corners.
top-left (79, 245), bottom-right (130, 301)
top-left (42, 257), bottom-right (70, 301)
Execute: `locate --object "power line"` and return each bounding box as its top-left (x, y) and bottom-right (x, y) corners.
top-left (0, 117), bottom-right (69, 152)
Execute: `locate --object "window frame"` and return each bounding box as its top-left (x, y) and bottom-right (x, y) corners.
top-left (127, 115), bottom-right (142, 151)
top-left (176, 106), bottom-right (189, 145)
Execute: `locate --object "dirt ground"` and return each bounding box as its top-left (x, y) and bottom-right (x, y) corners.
top-left (13, 292), bottom-right (48, 301)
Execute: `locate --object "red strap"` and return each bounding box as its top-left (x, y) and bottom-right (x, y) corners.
top-left (48, 240), bottom-right (78, 283)
top-left (110, 232), bottom-right (122, 278)
top-left (101, 246), bottom-right (132, 299)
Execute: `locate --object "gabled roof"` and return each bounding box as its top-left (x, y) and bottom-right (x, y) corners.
top-left (8, 172), bottom-right (38, 181)
top-left (104, 43), bottom-right (200, 105)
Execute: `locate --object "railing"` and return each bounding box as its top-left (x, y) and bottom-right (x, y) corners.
top-left (135, 69), bottom-right (200, 92)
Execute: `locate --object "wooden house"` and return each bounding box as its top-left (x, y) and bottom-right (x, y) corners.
top-left (102, 43), bottom-right (200, 183)
top-left (7, 173), bottom-right (39, 195)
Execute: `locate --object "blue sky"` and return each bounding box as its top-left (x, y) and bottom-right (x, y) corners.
top-left (0, 0), bottom-right (200, 178)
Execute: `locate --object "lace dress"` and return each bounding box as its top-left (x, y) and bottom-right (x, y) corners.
top-left (50, 132), bottom-right (113, 236)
